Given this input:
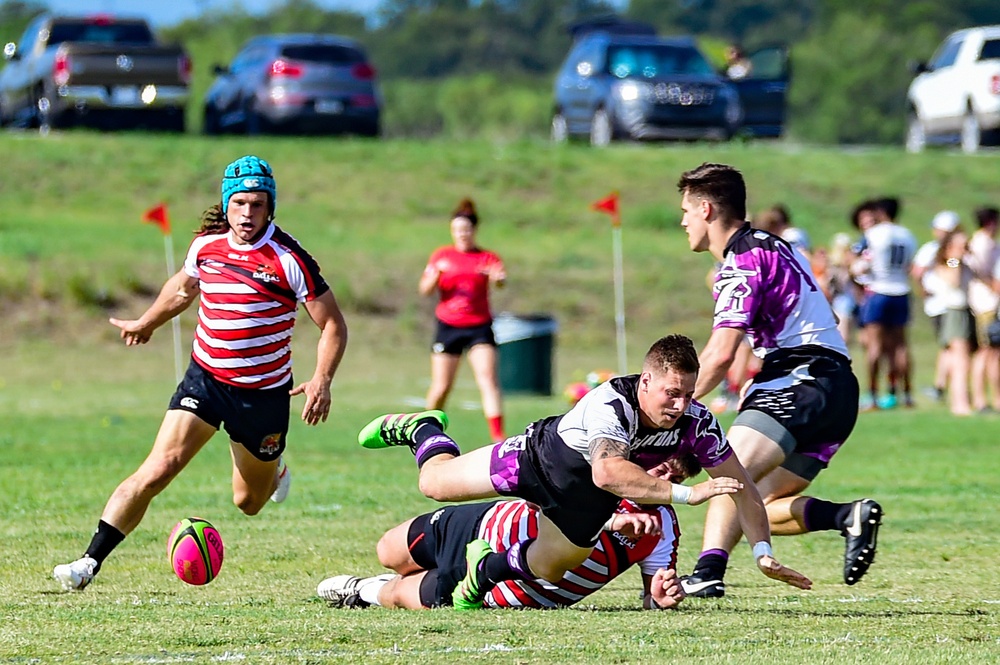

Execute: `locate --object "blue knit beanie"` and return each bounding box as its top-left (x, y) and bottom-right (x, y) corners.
top-left (222, 155), bottom-right (276, 215)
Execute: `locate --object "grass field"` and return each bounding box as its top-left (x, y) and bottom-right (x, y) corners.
top-left (2, 133), bottom-right (999, 663)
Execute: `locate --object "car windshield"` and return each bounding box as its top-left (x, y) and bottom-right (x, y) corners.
top-left (280, 44), bottom-right (364, 65)
top-left (46, 21), bottom-right (153, 46)
top-left (606, 44), bottom-right (715, 78)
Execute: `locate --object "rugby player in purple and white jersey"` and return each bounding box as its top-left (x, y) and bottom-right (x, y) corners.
top-left (358, 335), bottom-right (811, 610)
top-left (676, 163), bottom-right (883, 599)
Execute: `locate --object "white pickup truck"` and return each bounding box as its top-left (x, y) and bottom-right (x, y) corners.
top-left (906, 25), bottom-right (1000, 153)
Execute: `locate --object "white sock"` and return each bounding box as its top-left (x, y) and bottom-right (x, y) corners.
top-left (358, 576), bottom-right (389, 606)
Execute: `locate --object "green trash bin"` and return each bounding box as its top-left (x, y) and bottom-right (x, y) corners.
top-left (493, 313), bottom-right (558, 396)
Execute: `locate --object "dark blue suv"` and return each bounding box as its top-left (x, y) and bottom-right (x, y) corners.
top-left (551, 32), bottom-right (743, 146)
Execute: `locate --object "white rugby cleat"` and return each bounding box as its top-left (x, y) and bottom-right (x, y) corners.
top-left (53, 556), bottom-right (98, 591)
top-left (270, 457), bottom-right (291, 503)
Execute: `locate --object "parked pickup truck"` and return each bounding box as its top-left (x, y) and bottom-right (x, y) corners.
top-left (906, 25), bottom-right (1000, 153)
top-left (0, 14), bottom-right (190, 131)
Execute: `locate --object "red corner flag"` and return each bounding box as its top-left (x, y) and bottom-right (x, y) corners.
top-left (142, 203), bottom-right (171, 235)
top-left (591, 191), bottom-right (621, 227)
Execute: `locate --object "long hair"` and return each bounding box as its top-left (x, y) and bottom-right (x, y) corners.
top-left (197, 204), bottom-right (228, 236)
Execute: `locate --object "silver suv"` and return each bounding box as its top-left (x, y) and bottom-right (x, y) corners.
top-left (203, 33), bottom-right (380, 136)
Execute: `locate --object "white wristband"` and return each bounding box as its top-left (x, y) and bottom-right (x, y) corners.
top-left (670, 483), bottom-right (693, 505)
top-left (752, 541), bottom-right (773, 562)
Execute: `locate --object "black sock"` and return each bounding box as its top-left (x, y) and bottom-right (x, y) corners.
top-left (694, 550), bottom-right (729, 580)
top-left (412, 419), bottom-right (445, 446)
top-left (803, 498), bottom-right (851, 532)
top-left (481, 538), bottom-right (535, 587)
top-left (84, 520), bottom-right (126, 573)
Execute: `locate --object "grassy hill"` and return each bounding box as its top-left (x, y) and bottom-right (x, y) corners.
top-left (3, 132), bottom-right (998, 379)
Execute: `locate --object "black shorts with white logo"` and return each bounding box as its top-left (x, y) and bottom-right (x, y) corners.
top-left (432, 320), bottom-right (496, 355)
top-left (407, 502), bottom-right (495, 608)
top-left (168, 360), bottom-right (291, 462)
top-left (734, 346), bottom-right (859, 481)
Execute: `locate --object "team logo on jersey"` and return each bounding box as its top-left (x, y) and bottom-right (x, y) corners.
top-left (429, 508), bottom-right (446, 524)
top-left (228, 253), bottom-right (250, 261)
top-left (180, 397), bottom-right (199, 410)
top-left (253, 264), bottom-right (280, 284)
top-left (713, 267), bottom-right (755, 323)
top-left (260, 432), bottom-right (282, 455)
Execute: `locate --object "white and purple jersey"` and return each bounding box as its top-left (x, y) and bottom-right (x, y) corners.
top-left (543, 375), bottom-right (732, 470)
top-left (713, 224), bottom-right (848, 360)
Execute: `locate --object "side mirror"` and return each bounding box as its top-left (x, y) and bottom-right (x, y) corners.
top-left (3, 42), bottom-right (18, 60)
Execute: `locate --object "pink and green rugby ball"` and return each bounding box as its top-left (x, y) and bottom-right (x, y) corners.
top-left (167, 517), bottom-right (224, 585)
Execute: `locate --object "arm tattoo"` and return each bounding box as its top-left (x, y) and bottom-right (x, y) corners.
top-left (589, 437), bottom-right (629, 462)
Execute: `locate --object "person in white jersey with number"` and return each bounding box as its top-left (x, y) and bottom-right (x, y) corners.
top-left (53, 155), bottom-right (349, 591)
top-left (855, 197), bottom-right (917, 409)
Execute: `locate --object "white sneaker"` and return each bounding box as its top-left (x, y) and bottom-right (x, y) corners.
top-left (53, 556), bottom-right (98, 591)
top-left (270, 457), bottom-right (291, 503)
top-left (317, 573), bottom-right (394, 607)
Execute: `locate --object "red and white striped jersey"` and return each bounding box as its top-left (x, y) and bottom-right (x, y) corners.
top-left (480, 499), bottom-right (680, 609)
top-left (182, 224), bottom-right (328, 389)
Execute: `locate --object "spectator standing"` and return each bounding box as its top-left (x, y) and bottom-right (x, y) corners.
top-left (420, 198), bottom-right (507, 442)
top-left (922, 230), bottom-right (976, 416)
top-left (754, 204), bottom-right (812, 259)
top-left (855, 198), bottom-right (917, 409)
top-left (966, 207), bottom-right (1000, 412)
top-left (912, 211), bottom-right (962, 402)
top-left (827, 233), bottom-right (859, 344)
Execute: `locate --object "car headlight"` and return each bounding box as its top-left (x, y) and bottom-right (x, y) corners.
top-left (618, 81), bottom-right (651, 103)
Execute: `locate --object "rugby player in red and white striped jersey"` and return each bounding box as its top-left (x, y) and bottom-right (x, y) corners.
top-left (317, 454), bottom-right (702, 611)
top-left (54, 156), bottom-right (348, 591)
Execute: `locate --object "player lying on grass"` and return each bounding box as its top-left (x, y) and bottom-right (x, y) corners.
top-left (358, 334), bottom-right (811, 610)
top-left (317, 455), bottom-right (701, 610)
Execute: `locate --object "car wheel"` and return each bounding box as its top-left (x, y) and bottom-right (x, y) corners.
top-left (961, 110), bottom-right (981, 154)
top-left (590, 108), bottom-right (612, 147)
top-left (551, 111), bottom-right (568, 143)
top-left (904, 113), bottom-right (926, 153)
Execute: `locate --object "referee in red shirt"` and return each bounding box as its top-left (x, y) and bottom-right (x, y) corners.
top-left (419, 198), bottom-right (506, 443)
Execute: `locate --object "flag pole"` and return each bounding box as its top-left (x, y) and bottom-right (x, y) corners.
top-left (611, 214), bottom-right (627, 376)
top-left (163, 233), bottom-right (183, 385)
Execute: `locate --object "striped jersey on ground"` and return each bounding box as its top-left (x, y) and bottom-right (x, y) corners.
top-left (480, 499), bottom-right (679, 609)
top-left (182, 223), bottom-right (329, 388)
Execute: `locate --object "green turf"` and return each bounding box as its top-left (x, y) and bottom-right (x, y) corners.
top-left (2, 133), bottom-right (999, 662)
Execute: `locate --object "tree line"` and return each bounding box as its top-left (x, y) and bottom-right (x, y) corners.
top-left (2, 0), bottom-right (1000, 143)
